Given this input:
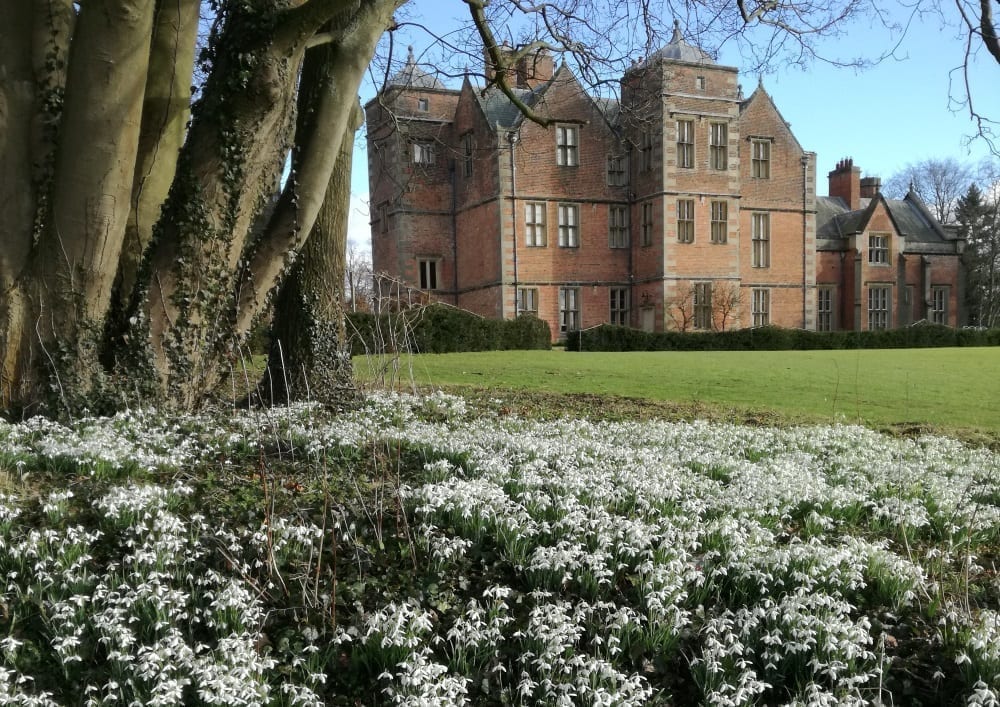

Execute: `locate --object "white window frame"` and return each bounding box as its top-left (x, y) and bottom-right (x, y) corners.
top-left (868, 285), bottom-right (891, 330)
top-left (817, 286), bottom-right (835, 331)
top-left (518, 287), bottom-right (539, 316)
top-left (559, 287), bottom-right (580, 333)
top-left (752, 212), bottom-right (770, 268)
top-left (710, 122), bottom-right (728, 171)
top-left (693, 282), bottom-right (713, 330)
top-left (751, 139), bottom-right (771, 179)
top-left (677, 199), bottom-right (694, 244)
top-left (607, 155), bottom-right (627, 186)
top-left (418, 258), bottom-right (439, 290)
top-left (525, 202), bottom-right (547, 247)
top-left (752, 288), bottom-right (770, 327)
top-left (556, 124), bottom-right (579, 166)
top-left (413, 141), bottom-right (435, 164)
top-left (677, 119), bottom-right (694, 169)
top-left (868, 233), bottom-right (889, 265)
top-left (416, 97), bottom-right (429, 112)
top-left (609, 287), bottom-right (630, 326)
top-left (558, 203), bottom-right (579, 248)
top-left (710, 200), bottom-right (727, 244)
top-left (609, 206), bottom-right (629, 248)
top-left (930, 286), bottom-right (948, 324)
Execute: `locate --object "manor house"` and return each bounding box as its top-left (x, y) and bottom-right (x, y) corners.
top-left (365, 27), bottom-right (966, 338)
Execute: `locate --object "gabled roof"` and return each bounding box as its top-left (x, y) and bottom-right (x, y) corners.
top-left (816, 191), bottom-right (951, 244)
top-left (387, 46), bottom-right (446, 90)
top-left (474, 84), bottom-right (546, 130)
top-left (739, 82), bottom-right (805, 155)
top-left (470, 64), bottom-right (619, 132)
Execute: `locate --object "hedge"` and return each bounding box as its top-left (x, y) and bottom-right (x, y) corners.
top-left (566, 322), bottom-right (1000, 352)
top-left (347, 303), bottom-right (551, 355)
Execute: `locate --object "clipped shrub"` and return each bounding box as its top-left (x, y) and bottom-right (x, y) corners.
top-left (571, 322), bottom-right (1000, 352)
top-left (348, 304), bottom-right (551, 355)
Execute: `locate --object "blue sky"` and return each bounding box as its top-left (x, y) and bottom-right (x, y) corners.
top-left (347, 1), bottom-right (999, 248)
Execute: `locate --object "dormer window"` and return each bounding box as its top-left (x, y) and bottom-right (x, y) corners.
top-left (417, 97), bottom-right (429, 112)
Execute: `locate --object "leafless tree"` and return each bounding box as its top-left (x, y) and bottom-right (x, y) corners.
top-left (883, 157), bottom-right (976, 223)
top-left (346, 241), bottom-right (375, 313)
top-left (665, 288), bottom-right (696, 332)
top-left (712, 283), bottom-right (743, 331)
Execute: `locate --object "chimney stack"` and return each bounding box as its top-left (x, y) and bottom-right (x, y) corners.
top-left (828, 157), bottom-right (862, 210)
top-left (485, 45), bottom-right (553, 88)
top-left (860, 176), bottom-right (881, 199)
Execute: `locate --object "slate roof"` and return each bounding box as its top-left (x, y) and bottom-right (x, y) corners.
top-left (388, 46), bottom-right (446, 90)
top-left (472, 67), bottom-right (620, 131)
top-left (475, 85), bottom-right (543, 129)
top-left (815, 192), bottom-right (951, 245)
top-left (635, 20), bottom-right (715, 67)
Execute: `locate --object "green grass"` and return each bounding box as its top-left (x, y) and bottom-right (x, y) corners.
top-left (356, 347), bottom-right (1000, 438)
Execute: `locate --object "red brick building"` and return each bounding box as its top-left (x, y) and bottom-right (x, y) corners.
top-left (366, 30), bottom-right (965, 339)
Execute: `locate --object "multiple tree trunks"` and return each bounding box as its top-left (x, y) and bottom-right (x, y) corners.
top-left (0, 0), bottom-right (401, 415)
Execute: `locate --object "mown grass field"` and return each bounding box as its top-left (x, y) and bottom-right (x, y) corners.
top-left (357, 347), bottom-right (1000, 439)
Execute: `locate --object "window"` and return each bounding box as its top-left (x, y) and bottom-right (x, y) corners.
top-left (752, 288), bottom-right (770, 327)
top-left (868, 286), bottom-right (891, 330)
top-left (695, 76), bottom-right (706, 90)
top-left (518, 287), bottom-right (538, 316)
top-left (710, 201), bottom-right (728, 244)
top-left (751, 139), bottom-right (770, 179)
top-left (931, 286), bottom-right (948, 324)
top-left (558, 204), bottom-right (579, 247)
top-left (817, 286), bottom-right (835, 331)
top-left (525, 202), bottom-right (547, 247)
top-left (710, 122), bottom-right (728, 170)
top-left (677, 120), bottom-right (694, 169)
top-left (413, 141), bottom-right (435, 164)
top-left (416, 97), bottom-right (429, 112)
top-left (693, 282), bottom-right (713, 330)
top-left (378, 203), bottom-right (388, 233)
top-left (556, 125), bottom-right (579, 166)
top-left (607, 155), bottom-right (627, 186)
top-left (610, 288), bottom-right (630, 326)
top-left (751, 213), bottom-right (770, 268)
top-left (462, 133), bottom-right (474, 177)
top-left (677, 199), bottom-right (694, 243)
top-left (559, 287), bottom-right (580, 333)
top-left (418, 259), bottom-right (439, 290)
top-left (868, 233), bottom-right (889, 264)
top-left (608, 206), bottom-right (629, 248)
top-left (641, 202), bottom-right (654, 247)
top-left (640, 131), bottom-right (653, 172)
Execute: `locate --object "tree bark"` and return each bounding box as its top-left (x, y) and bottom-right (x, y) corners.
top-left (264, 87), bottom-right (362, 406)
top-left (113, 0), bottom-right (200, 324)
top-left (142, 0), bottom-right (400, 409)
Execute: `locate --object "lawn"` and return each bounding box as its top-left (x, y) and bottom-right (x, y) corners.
top-left (358, 347), bottom-right (1000, 438)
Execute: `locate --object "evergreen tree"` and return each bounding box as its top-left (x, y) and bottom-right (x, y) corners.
top-left (956, 183), bottom-right (1000, 327)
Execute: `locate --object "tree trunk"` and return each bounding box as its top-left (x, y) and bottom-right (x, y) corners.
top-left (143, 0), bottom-right (398, 409)
top-left (111, 0), bottom-right (200, 329)
top-left (264, 73), bottom-right (362, 406)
